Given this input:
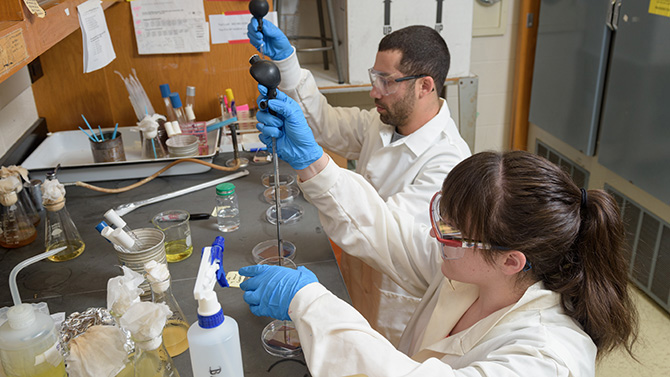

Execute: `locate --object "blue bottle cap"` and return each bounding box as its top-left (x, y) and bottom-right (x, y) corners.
top-left (197, 308), bottom-right (225, 329)
top-left (95, 221), bottom-right (109, 233)
top-left (159, 84), bottom-right (171, 98)
top-left (169, 93), bottom-right (182, 108)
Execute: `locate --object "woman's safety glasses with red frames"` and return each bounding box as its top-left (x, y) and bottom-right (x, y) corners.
top-left (429, 192), bottom-right (507, 260)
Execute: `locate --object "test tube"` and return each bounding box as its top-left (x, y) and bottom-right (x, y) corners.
top-left (185, 86), bottom-right (196, 122)
top-left (169, 93), bottom-right (190, 129)
top-left (104, 209), bottom-right (144, 249)
top-left (160, 84), bottom-right (177, 122)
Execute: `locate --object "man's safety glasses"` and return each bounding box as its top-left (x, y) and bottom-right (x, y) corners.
top-left (429, 192), bottom-right (508, 260)
top-left (368, 68), bottom-right (427, 96)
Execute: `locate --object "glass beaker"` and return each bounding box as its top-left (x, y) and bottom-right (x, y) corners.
top-left (151, 210), bottom-right (193, 263)
top-left (257, 257), bottom-right (302, 358)
top-left (149, 277), bottom-right (189, 358)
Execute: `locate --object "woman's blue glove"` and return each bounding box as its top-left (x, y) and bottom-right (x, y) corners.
top-left (247, 18), bottom-right (293, 61)
top-left (239, 264), bottom-right (318, 320)
top-left (255, 85), bottom-right (323, 170)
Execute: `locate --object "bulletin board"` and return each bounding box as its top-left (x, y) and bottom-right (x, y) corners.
top-left (32, 1), bottom-right (264, 132)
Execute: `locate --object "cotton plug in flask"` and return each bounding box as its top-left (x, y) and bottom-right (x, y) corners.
top-left (41, 177), bottom-right (85, 262)
top-left (0, 176), bottom-right (37, 249)
top-left (118, 302), bottom-right (180, 377)
top-left (188, 237), bottom-right (244, 377)
top-left (216, 183), bottom-right (240, 232)
top-left (145, 261), bottom-right (190, 358)
top-left (0, 166), bottom-right (40, 226)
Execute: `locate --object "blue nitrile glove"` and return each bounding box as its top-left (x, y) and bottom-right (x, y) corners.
top-left (239, 264), bottom-right (318, 321)
top-left (255, 85), bottom-right (323, 170)
top-left (247, 18), bottom-right (293, 61)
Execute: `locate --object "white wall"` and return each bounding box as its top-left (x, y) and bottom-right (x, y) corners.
top-left (0, 67), bottom-right (39, 159)
top-left (457, 0), bottom-right (518, 153)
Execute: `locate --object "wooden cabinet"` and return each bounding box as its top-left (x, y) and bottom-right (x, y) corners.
top-left (0, 0), bottom-right (119, 84)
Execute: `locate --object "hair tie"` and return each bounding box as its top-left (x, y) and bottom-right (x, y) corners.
top-left (580, 188), bottom-right (588, 209)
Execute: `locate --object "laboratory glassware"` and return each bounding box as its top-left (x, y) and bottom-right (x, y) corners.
top-left (151, 210), bottom-right (193, 262)
top-left (43, 196), bottom-right (85, 262)
top-left (184, 86), bottom-right (196, 122)
top-left (0, 177), bottom-right (37, 248)
top-left (159, 84), bottom-right (177, 122)
top-left (215, 183), bottom-right (240, 232)
top-left (258, 257), bottom-right (302, 358)
top-left (149, 276), bottom-right (190, 357)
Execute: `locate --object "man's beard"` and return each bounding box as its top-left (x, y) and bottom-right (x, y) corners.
top-left (377, 88), bottom-right (416, 128)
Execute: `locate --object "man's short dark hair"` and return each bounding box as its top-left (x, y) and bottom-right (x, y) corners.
top-left (378, 25), bottom-right (451, 95)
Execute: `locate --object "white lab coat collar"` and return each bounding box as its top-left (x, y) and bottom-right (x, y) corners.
top-left (418, 280), bottom-right (560, 357)
top-left (378, 100), bottom-right (453, 157)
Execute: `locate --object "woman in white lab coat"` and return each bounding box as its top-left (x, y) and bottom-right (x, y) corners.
top-left (239, 92), bottom-right (639, 376)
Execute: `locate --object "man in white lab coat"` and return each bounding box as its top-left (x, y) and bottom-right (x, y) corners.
top-left (248, 20), bottom-right (471, 345)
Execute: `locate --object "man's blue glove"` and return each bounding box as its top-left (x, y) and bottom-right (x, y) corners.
top-left (247, 18), bottom-right (293, 61)
top-left (255, 85), bottom-right (323, 170)
top-left (239, 264), bottom-right (318, 320)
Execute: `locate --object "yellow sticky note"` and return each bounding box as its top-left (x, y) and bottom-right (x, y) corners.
top-left (226, 271), bottom-right (245, 288)
top-left (649, 0), bottom-right (670, 17)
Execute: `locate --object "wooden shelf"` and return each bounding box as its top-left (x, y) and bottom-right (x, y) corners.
top-left (0, 0), bottom-right (119, 84)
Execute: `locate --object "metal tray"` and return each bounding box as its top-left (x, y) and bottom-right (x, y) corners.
top-left (21, 126), bottom-right (221, 183)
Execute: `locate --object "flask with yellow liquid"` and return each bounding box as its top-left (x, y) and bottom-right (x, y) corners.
top-left (41, 177), bottom-right (84, 262)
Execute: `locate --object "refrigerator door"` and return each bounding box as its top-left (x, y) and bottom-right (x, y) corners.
top-left (598, 0), bottom-right (670, 203)
top-left (529, 0), bottom-right (613, 156)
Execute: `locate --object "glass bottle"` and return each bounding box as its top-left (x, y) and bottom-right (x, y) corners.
top-left (215, 183), bottom-right (240, 232)
top-left (184, 86), bottom-right (196, 122)
top-left (43, 196), bottom-right (85, 262)
top-left (149, 277), bottom-right (190, 358)
top-left (0, 177), bottom-right (37, 249)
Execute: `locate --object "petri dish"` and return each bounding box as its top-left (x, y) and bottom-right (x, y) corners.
top-left (265, 204), bottom-right (304, 225)
top-left (263, 185), bottom-right (300, 204)
top-left (251, 150), bottom-right (272, 165)
top-left (261, 172), bottom-right (296, 188)
top-left (252, 240), bottom-right (296, 264)
top-left (261, 319), bottom-right (302, 358)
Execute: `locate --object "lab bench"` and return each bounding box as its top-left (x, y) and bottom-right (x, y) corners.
top-left (0, 151), bottom-right (350, 377)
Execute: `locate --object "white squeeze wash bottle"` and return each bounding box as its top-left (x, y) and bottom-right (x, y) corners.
top-left (187, 237), bottom-right (243, 377)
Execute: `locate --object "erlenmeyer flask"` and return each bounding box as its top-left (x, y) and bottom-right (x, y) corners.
top-left (149, 277), bottom-right (189, 357)
top-left (131, 336), bottom-right (180, 377)
top-left (0, 177), bottom-right (37, 249)
top-left (17, 184), bottom-right (39, 226)
top-left (142, 134), bottom-right (168, 159)
top-left (43, 198), bottom-right (85, 262)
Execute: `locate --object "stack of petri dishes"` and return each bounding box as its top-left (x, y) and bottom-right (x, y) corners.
top-left (166, 135), bottom-right (199, 157)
